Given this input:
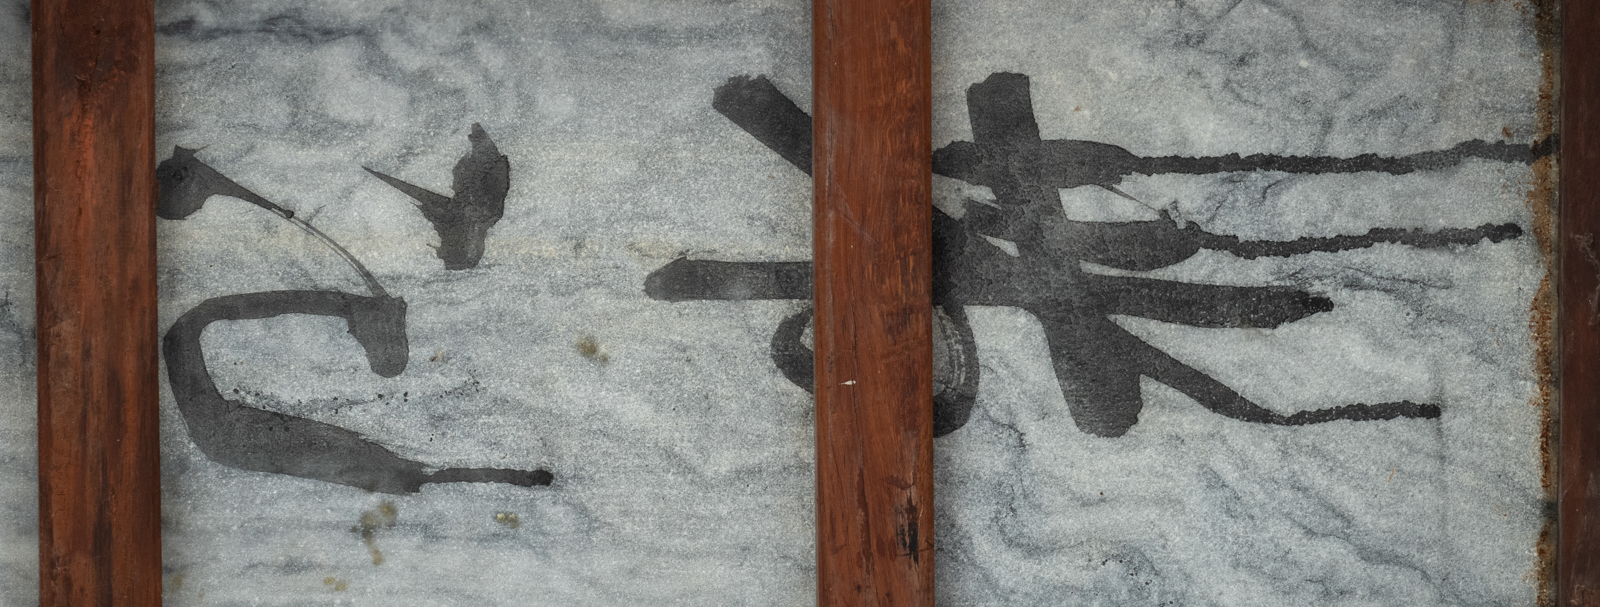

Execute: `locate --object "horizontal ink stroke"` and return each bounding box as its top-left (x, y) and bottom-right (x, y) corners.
top-left (657, 72), bottom-right (1535, 437)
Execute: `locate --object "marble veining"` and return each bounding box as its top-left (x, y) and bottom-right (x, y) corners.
top-left (151, 1), bottom-right (814, 605)
top-left (930, 1), bottom-right (1549, 605)
top-left (0, 1), bottom-right (1552, 606)
top-left (0, 0), bottom-right (36, 603)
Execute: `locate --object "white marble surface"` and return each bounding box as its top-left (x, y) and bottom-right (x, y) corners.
top-left (931, 1), bottom-right (1548, 605)
top-left (0, 1), bottom-right (1552, 606)
top-left (153, 1), bottom-right (813, 605)
top-left (0, 0), bottom-right (35, 603)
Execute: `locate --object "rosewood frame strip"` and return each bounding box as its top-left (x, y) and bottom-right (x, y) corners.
top-left (1561, 2), bottom-right (1600, 604)
top-left (32, 0), bottom-right (162, 605)
top-left (812, 0), bottom-right (934, 604)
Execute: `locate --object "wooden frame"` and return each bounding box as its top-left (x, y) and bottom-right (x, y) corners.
top-left (30, 0), bottom-right (1592, 605)
top-left (812, 1), bottom-right (933, 604)
top-left (32, 0), bottom-right (161, 604)
top-left (1559, 2), bottom-right (1600, 605)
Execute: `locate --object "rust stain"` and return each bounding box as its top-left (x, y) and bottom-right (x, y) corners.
top-left (1526, 0), bottom-right (1558, 603)
top-left (351, 501), bottom-right (399, 566)
top-left (494, 511), bottom-right (521, 529)
top-left (575, 335), bottom-right (610, 364)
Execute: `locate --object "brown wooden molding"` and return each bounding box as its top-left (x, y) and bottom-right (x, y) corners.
top-left (1561, 1), bottom-right (1600, 604)
top-left (32, 0), bottom-right (162, 604)
top-left (812, 0), bottom-right (935, 605)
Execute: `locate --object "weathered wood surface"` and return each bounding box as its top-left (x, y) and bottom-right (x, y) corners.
top-left (1562, 1), bottom-right (1600, 605)
top-left (32, 0), bottom-right (162, 603)
top-left (812, 0), bottom-right (934, 605)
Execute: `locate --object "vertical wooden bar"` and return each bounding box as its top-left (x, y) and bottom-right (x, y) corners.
top-left (812, 0), bottom-right (934, 605)
top-left (32, 0), bottom-right (161, 604)
top-left (1562, 1), bottom-right (1600, 605)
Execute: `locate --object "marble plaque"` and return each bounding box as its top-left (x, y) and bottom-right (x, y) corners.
top-left (928, 1), bottom-right (1554, 605)
top-left (0, 1), bottom-right (1558, 606)
top-left (150, 1), bottom-right (814, 604)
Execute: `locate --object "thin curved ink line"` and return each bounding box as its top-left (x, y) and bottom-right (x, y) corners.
top-left (271, 207), bottom-right (390, 299)
top-left (156, 147), bottom-right (389, 298)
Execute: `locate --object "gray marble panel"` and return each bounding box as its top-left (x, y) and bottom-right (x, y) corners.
top-left (0, 0), bottom-right (35, 604)
top-left (6, 1), bottom-right (1552, 605)
top-left (154, 1), bottom-right (812, 604)
top-left (930, 1), bottom-right (1550, 605)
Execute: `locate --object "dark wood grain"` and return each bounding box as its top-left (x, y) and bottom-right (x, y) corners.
top-left (812, 0), bottom-right (934, 605)
top-left (33, 0), bottom-right (162, 604)
top-left (1562, 1), bottom-right (1600, 605)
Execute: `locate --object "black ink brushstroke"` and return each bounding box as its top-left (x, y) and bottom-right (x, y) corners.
top-left (157, 146), bottom-right (295, 220)
top-left (157, 13), bottom-right (366, 43)
top-left (650, 72), bottom-right (1538, 437)
top-left (768, 306), bottom-right (815, 394)
top-left (760, 302), bottom-right (980, 438)
top-left (930, 72), bottom-right (1458, 436)
top-left (645, 258), bottom-right (812, 301)
top-left (365, 123), bottom-right (509, 270)
top-left (158, 147), bottom-right (548, 493)
top-left (162, 290), bottom-right (553, 494)
top-left (931, 303), bottom-right (980, 436)
top-left (933, 72), bottom-right (1553, 198)
top-left (713, 75), bottom-right (813, 175)
top-left (1193, 222), bottom-right (1524, 259)
top-left (156, 146), bottom-right (389, 298)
